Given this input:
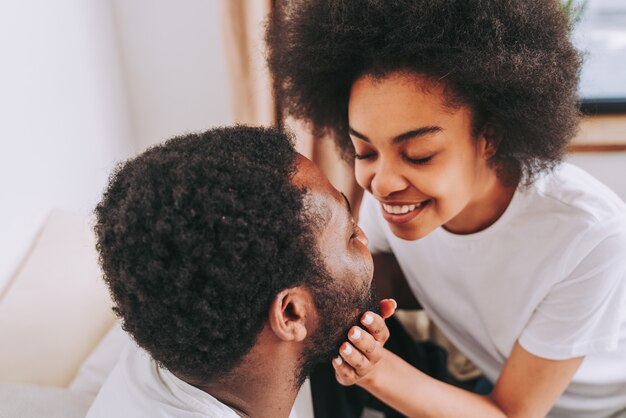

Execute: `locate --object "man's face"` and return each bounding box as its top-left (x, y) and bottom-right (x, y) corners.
top-left (291, 155), bottom-right (377, 378)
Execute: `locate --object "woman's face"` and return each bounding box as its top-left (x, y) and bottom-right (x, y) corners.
top-left (348, 71), bottom-right (500, 240)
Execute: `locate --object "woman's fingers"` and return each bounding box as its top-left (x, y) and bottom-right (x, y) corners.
top-left (332, 300), bottom-right (396, 386)
top-left (348, 326), bottom-right (382, 362)
top-left (361, 310), bottom-right (391, 344)
top-left (339, 341), bottom-right (370, 373)
top-left (333, 355), bottom-right (357, 386)
top-left (333, 326), bottom-right (385, 384)
top-left (380, 298), bottom-right (397, 319)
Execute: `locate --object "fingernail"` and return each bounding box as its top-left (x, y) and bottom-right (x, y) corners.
top-left (362, 313), bottom-right (374, 325)
top-left (342, 343), bottom-right (353, 355)
top-left (334, 356), bottom-right (342, 365)
top-left (351, 328), bottom-right (361, 340)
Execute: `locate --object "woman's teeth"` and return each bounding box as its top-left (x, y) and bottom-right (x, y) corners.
top-left (382, 202), bottom-right (426, 215)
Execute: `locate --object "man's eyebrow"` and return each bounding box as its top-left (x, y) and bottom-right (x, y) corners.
top-left (340, 192), bottom-right (352, 215)
top-left (349, 126), bottom-right (442, 144)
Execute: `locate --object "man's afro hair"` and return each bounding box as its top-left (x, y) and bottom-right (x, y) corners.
top-left (267, 0), bottom-right (582, 183)
top-left (94, 126), bottom-right (323, 381)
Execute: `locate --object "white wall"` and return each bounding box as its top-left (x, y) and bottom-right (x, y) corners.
top-left (1, 0), bottom-right (621, 295)
top-left (0, 0), bottom-right (233, 292)
top-left (0, 0), bottom-right (134, 291)
top-left (111, 0), bottom-right (233, 151)
top-left (567, 152), bottom-right (626, 201)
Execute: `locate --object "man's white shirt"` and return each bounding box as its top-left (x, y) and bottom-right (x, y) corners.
top-left (87, 343), bottom-right (240, 418)
top-left (86, 339), bottom-right (314, 418)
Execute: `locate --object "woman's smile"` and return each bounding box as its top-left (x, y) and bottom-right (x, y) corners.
top-left (379, 199), bottom-right (432, 224)
top-left (348, 71), bottom-right (517, 240)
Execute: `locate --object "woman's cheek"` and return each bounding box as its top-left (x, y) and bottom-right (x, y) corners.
top-left (354, 162), bottom-right (372, 190)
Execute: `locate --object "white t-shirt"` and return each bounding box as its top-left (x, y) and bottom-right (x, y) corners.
top-left (359, 163), bottom-right (626, 418)
top-left (86, 344), bottom-right (240, 418)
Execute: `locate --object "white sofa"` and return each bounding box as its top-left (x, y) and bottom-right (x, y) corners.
top-left (0, 209), bottom-right (120, 418)
top-left (0, 209), bottom-right (314, 418)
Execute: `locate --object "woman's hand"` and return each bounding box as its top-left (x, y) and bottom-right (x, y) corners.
top-left (332, 298), bottom-right (397, 386)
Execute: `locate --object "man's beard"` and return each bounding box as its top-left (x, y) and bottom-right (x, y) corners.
top-left (295, 279), bottom-right (380, 386)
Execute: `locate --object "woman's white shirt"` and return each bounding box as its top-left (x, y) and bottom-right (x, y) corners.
top-left (359, 163), bottom-right (626, 418)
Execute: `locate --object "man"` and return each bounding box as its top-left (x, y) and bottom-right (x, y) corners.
top-left (87, 126), bottom-right (387, 418)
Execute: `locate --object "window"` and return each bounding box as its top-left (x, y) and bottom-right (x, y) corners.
top-left (572, 0), bottom-right (626, 113)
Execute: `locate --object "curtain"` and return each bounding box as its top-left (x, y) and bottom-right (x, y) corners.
top-left (219, 0), bottom-right (275, 127)
top-left (219, 0), bottom-right (362, 214)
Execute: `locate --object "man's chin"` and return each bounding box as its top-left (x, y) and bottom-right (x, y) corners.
top-left (302, 288), bottom-right (381, 371)
top-left (296, 282), bottom-right (381, 384)
top-left (301, 325), bottom-right (353, 371)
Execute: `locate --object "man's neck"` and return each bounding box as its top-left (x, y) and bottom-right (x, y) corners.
top-left (200, 342), bottom-right (303, 418)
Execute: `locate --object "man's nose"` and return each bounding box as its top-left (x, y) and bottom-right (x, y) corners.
top-left (356, 225), bottom-right (368, 247)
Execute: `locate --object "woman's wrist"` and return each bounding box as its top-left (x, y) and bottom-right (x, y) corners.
top-left (356, 348), bottom-right (391, 390)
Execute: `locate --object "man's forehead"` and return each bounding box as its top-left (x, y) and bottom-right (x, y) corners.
top-left (292, 153), bottom-right (349, 226)
top-left (292, 154), bottom-right (327, 187)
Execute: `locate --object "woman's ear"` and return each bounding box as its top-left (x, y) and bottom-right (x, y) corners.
top-left (267, 287), bottom-right (315, 343)
top-left (480, 122), bottom-right (502, 160)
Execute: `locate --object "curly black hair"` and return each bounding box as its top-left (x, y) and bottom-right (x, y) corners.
top-left (267, 0), bottom-right (582, 184)
top-left (94, 126), bottom-right (327, 382)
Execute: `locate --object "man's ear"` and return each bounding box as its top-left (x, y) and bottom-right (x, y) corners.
top-left (479, 122), bottom-right (502, 160)
top-left (268, 287), bottom-right (315, 343)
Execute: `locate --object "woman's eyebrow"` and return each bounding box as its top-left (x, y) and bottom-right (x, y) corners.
top-left (349, 126), bottom-right (442, 144)
top-left (349, 127), bottom-right (370, 142)
top-left (392, 126), bottom-right (441, 144)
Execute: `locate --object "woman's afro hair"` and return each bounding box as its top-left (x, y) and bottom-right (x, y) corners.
top-left (267, 0), bottom-right (582, 183)
top-left (94, 126), bottom-right (324, 382)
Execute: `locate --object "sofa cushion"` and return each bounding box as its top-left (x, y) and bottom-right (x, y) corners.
top-left (0, 382), bottom-right (94, 418)
top-left (69, 321), bottom-right (131, 396)
top-left (0, 209), bottom-right (116, 387)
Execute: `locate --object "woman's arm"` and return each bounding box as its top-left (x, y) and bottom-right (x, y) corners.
top-left (489, 343), bottom-right (583, 417)
top-left (335, 317), bottom-right (584, 418)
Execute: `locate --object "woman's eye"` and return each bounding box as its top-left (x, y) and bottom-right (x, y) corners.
top-left (353, 152), bottom-right (376, 160)
top-left (405, 155), bottom-right (433, 165)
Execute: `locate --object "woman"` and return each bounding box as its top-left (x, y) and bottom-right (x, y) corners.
top-left (267, 1), bottom-right (626, 417)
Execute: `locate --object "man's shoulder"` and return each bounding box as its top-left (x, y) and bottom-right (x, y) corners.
top-left (85, 345), bottom-right (155, 418)
top-left (87, 345), bottom-right (240, 418)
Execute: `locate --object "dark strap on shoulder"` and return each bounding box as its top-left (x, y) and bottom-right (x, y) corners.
top-left (309, 315), bottom-right (449, 418)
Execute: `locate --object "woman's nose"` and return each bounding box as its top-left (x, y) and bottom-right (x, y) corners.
top-left (370, 160), bottom-right (409, 197)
